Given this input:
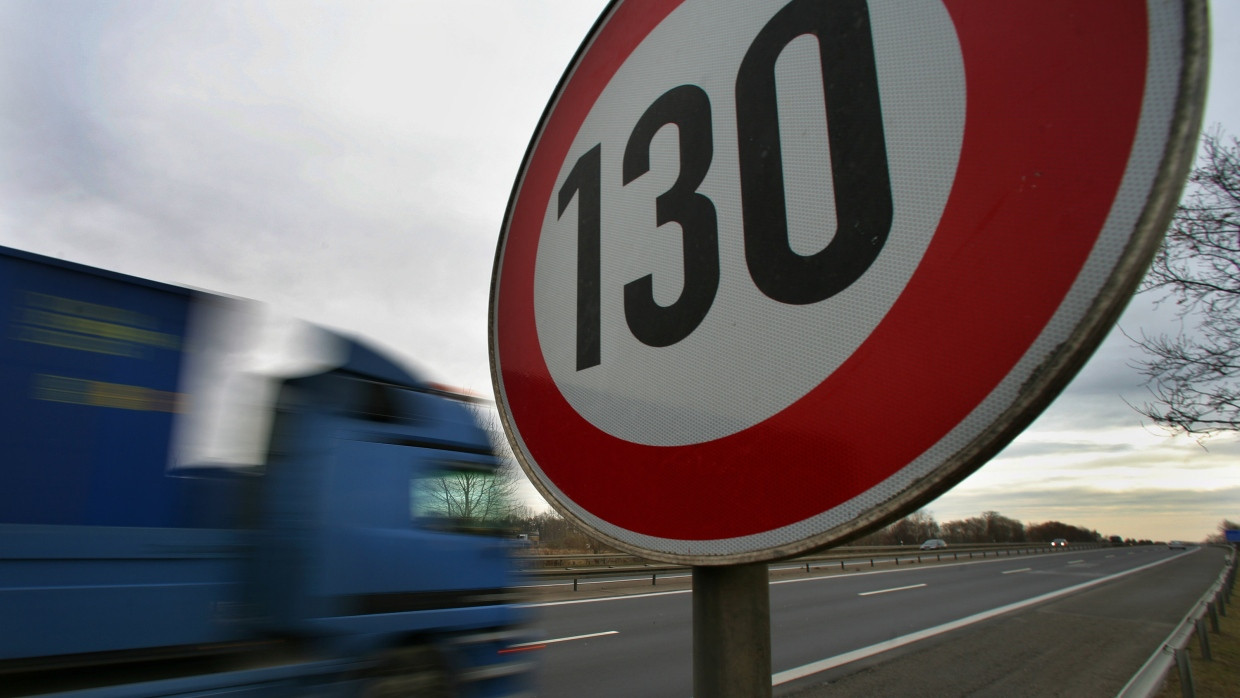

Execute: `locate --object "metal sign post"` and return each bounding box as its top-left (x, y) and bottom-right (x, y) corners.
top-left (693, 564), bottom-right (771, 698)
top-left (490, 1), bottom-right (1207, 693)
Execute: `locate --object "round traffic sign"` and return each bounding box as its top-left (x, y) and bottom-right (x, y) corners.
top-left (490, 0), bottom-right (1207, 563)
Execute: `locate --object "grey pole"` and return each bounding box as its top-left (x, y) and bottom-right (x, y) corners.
top-left (693, 563), bottom-right (772, 698)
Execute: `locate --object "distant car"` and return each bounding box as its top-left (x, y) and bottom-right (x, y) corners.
top-left (1051, 538), bottom-right (1068, 548)
top-left (919, 539), bottom-right (947, 550)
top-left (1168, 540), bottom-right (1188, 550)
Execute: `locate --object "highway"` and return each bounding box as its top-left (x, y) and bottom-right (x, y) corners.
top-left (518, 545), bottom-right (1228, 697)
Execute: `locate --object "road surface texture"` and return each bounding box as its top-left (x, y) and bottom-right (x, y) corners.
top-left (517, 546), bottom-right (1228, 696)
top-left (779, 546), bottom-right (1228, 697)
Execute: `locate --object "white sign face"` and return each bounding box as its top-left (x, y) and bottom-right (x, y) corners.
top-left (534, 0), bottom-right (964, 446)
top-left (491, 0), bottom-right (1207, 564)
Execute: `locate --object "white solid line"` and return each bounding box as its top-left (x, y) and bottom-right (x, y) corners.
top-left (1002, 568), bottom-right (1032, 575)
top-left (520, 588), bottom-right (691, 608)
top-left (510, 630), bottom-right (619, 648)
top-left (858, 583), bottom-right (926, 596)
top-left (772, 549), bottom-right (1192, 687)
top-left (515, 572), bottom-right (694, 591)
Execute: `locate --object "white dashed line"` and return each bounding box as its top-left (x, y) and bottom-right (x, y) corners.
top-left (858, 583), bottom-right (927, 596)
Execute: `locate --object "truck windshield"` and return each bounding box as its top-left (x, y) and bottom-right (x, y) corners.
top-left (411, 461), bottom-right (513, 535)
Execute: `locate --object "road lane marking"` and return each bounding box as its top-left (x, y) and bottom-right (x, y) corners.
top-left (858, 583), bottom-right (926, 596)
top-left (1068, 559), bottom-right (1086, 565)
top-left (507, 631), bottom-right (619, 651)
top-left (772, 548), bottom-right (1197, 687)
top-left (521, 588), bottom-right (691, 607)
top-left (522, 547), bottom-right (1123, 607)
top-left (770, 553), bottom-right (1044, 587)
top-left (1002, 568), bottom-right (1032, 575)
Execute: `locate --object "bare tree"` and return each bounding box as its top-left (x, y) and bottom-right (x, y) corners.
top-left (940, 517), bottom-right (984, 544)
top-left (413, 400), bottom-right (522, 528)
top-left (527, 511), bottom-right (601, 552)
top-left (980, 510), bottom-right (1026, 543)
top-left (884, 510), bottom-right (940, 545)
top-left (418, 468), bottom-right (514, 521)
top-left (1026, 521), bottom-right (1098, 543)
top-left (1134, 129), bottom-right (1240, 436)
top-left (936, 512), bottom-right (1023, 543)
top-left (1205, 518), bottom-right (1239, 544)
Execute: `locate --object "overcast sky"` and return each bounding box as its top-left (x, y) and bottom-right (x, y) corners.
top-left (1, 1), bottom-right (1236, 543)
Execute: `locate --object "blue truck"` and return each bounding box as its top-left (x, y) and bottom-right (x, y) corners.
top-left (0, 246), bottom-right (535, 697)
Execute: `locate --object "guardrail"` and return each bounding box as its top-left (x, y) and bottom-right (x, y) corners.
top-left (517, 542), bottom-right (1100, 591)
top-left (1117, 547), bottom-right (1238, 698)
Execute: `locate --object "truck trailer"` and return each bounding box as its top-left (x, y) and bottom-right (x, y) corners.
top-left (0, 245), bottom-right (534, 697)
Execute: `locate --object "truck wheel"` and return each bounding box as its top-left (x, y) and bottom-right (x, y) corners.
top-left (360, 646), bottom-right (455, 698)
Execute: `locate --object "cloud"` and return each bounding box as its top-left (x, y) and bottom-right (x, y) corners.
top-left (941, 485), bottom-right (1240, 512)
top-left (995, 440), bottom-right (1136, 460)
top-left (0, 1), bottom-right (608, 392)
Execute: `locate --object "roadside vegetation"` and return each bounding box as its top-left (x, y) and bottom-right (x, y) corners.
top-left (504, 507), bottom-right (1176, 553)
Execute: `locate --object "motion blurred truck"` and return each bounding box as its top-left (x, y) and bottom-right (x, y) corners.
top-left (0, 245), bottom-right (533, 697)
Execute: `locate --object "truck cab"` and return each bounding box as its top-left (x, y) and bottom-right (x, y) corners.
top-left (247, 337), bottom-right (534, 691)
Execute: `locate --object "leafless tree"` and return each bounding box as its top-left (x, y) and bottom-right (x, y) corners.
top-left (1026, 521), bottom-right (1098, 543)
top-left (938, 511), bottom-right (1025, 543)
top-left (871, 509), bottom-right (940, 545)
top-left (414, 400), bottom-right (522, 527)
top-left (1205, 518), bottom-right (1239, 544)
top-left (979, 510), bottom-right (1026, 543)
top-left (1134, 129), bottom-right (1240, 436)
top-left (940, 518), bottom-right (984, 543)
top-left (418, 467), bottom-right (518, 522)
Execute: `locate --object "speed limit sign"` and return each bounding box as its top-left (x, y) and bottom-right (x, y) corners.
top-left (489, 0), bottom-right (1207, 563)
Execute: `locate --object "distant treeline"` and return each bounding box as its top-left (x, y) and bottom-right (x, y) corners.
top-left (845, 509), bottom-right (1134, 546)
top-left (503, 509), bottom-right (1158, 553)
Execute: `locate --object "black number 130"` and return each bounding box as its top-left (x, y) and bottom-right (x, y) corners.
top-left (558, 0), bottom-right (893, 371)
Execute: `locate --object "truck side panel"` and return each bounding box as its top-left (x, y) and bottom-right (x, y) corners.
top-left (0, 526), bottom-right (246, 661)
top-left (0, 246), bottom-right (194, 527)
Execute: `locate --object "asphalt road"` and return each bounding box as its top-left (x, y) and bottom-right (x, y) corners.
top-left (517, 545), bottom-right (1230, 697)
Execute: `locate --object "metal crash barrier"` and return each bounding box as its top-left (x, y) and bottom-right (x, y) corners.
top-left (518, 542), bottom-right (1102, 590)
top-left (1118, 547), bottom-right (1238, 698)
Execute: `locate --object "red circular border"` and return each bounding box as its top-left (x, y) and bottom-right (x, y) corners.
top-left (495, 0), bottom-right (1148, 541)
